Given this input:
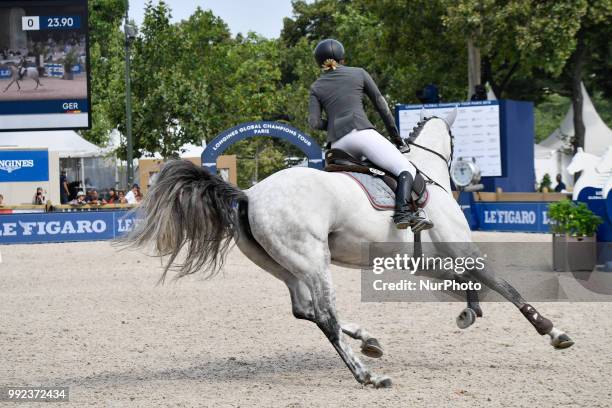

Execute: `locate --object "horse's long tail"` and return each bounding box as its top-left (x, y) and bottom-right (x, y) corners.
top-left (121, 159), bottom-right (247, 283)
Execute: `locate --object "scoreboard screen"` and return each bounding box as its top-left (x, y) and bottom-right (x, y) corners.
top-left (396, 101), bottom-right (503, 177)
top-left (0, 0), bottom-right (90, 131)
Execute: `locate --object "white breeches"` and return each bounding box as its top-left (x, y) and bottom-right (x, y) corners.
top-left (331, 128), bottom-right (416, 177)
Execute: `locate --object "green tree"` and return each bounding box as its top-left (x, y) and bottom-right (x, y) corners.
top-left (113, 1), bottom-right (211, 158)
top-left (83, 0), bottom-right (126, 146)
top-left (561, 0), bottom-right (612, 152)
top-left (443, 0), bottom-right (586, 99)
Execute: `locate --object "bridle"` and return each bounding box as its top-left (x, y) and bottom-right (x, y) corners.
top-left (404, 116), bottom-right (455, 193)
top-left (405, 116), bottom-right (454, 170)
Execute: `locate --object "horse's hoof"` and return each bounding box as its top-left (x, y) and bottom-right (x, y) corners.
top-left (550, 332), bottom-right (574, 349)
top-left (371, 375), bottom-right (392, 388)
top-left (456, 307), bottom-right (477, 329)
top-left (361, 338), bottom-right (383, 358)
top-left (471, 304), bottom-right (483, 317)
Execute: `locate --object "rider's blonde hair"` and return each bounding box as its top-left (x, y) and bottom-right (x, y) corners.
top-left (322, 58), bottom-right (338, 71)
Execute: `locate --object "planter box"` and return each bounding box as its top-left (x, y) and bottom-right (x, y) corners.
top-left (553, 233), bottom-right (597, 272)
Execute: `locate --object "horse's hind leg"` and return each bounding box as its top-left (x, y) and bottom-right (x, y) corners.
top-left (287, 276), bottom-right (383, 358)
top-left (288, 279), bottom-right (384, 358)
top-left (257, 232), bottom-right (391, 387)
top-left (341, 322), bottom-right (383, 358)
top-left (236, 223), bottom-right (384, 358)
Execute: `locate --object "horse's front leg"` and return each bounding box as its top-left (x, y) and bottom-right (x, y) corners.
top-left (3, 79), bottom-right (15, 92)
top-left (467, 266), bottom-right (574, 349)
top-left (466, 289), bottom-right (483, 317)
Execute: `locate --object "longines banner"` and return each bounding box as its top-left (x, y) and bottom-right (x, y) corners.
top-left (0, 211), bottom-right (136, 244)
top-left (0, 149), bottom-right (49, 182)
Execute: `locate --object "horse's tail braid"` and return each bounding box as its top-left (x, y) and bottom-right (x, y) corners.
top-left (120, 159), bottom-right (247, 283)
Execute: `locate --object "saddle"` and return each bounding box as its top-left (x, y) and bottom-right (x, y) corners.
top-left (324, 149), bottom-right (398, 190)
top-left (324, 149), bottom-right (426, 195)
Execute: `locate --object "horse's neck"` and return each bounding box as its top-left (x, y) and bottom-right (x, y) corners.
top-left (406, 121), bottom-right (452, 191)
top-left (406, 148), bottom-right (451, 192)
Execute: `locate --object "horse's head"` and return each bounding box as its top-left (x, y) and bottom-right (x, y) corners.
top-left (567, 148), bottom-right (599, 174)
top-left (595, 146), bottom-right (612, 173)
top-left (405, 107), bottom-right (456, 166)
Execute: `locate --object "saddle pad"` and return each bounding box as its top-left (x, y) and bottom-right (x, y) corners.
top-left (341, 172), bottom-right (395, 211)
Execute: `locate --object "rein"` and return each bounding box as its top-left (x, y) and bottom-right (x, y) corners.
top-left (405, 116), bottom-right (455, 193)
top-left (407, 141), bottom-right (450, 169)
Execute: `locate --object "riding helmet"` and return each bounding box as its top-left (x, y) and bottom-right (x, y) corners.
top-left (314, 39), bottom-right (345, 67)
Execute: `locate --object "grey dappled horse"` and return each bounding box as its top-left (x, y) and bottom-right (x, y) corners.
top-left (3, 59), bottom-right (43, 92)
top-left (123, 112), bottom-right (574, 388)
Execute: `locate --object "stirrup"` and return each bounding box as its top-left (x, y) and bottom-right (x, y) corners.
top-left (393, 208), bottom-right (433, 233)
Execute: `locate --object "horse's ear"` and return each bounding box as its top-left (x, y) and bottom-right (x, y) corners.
top-left (443, 106), bottom-right (458, 128)
top-left (419, 108), bottom-right (429, 122)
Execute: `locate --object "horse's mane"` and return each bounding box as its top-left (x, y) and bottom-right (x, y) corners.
top-left (407, 119), bottom-right (429, 142)
top-left (406, 116), bottom-right (455, 166)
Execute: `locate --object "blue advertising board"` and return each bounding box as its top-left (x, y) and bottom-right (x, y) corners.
top-left (44, 63), bottom-right (83, 77)
top-left (607, 192), bottom-right (612, 225)
top-left (0, 67), bottom-right (12, 78)
top-left (473, 202), bottom-right (552, 233)
top-left (577, 187), bottom-right (612, 242)
top-left (0, 150), bottom-right (49, 182)
top-left (0, 211), bottom-right (136, 244)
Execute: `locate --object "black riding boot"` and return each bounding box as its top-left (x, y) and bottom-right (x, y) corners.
top-left (393, 171), bottom-right (434, 232)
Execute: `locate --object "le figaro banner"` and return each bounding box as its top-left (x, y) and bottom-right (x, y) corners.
top-left (0, 211), bottom-right (136, 244)
top-left (0, 150), bottom-right (49, 182)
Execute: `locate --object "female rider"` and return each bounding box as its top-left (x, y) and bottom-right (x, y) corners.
top-left (308, 39), bottom-right (432, 232)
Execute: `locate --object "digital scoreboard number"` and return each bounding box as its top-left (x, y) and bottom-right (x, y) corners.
top-left (22, 15), bottom-right (81, 30)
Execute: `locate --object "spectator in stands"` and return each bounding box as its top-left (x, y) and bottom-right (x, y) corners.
top-left (124, 184), bottom-right (140, 204)
top-left (32, 187), bottom-right (46, 205)
top-left (118, 190), bottom-right (127, 204)
top-left (471, 84), bottom-right (488, 101)
top-left (69, 191), bottom-right (87, 206)
top-left (554, 174), bottom-right (567, 193)
top-left (60, 170), bottom-right (70, 204)
top-left (86, 189), bottom-right (102, 205)
top-left (0, 194), bottom-right (4, 206)
top-left (105, 188), bottom-right (118, 204)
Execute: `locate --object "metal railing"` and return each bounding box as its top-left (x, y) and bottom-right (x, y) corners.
top-left (0, 202), bottom-right (137, 213)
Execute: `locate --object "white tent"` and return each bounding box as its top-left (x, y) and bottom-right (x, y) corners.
top-left (535, 83), bottom-right (612, 188)
top-left (0, 130), bottom-right (104, 158)
top-left (108, 128), bottom-right (206, 159)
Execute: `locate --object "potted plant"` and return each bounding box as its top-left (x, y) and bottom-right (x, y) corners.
top-left (540, 173), bottom-right (552, 193)
top-left (548, 199), bottom-right (603, 271)
top-left (62, 50), bottom-right (78, 80)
